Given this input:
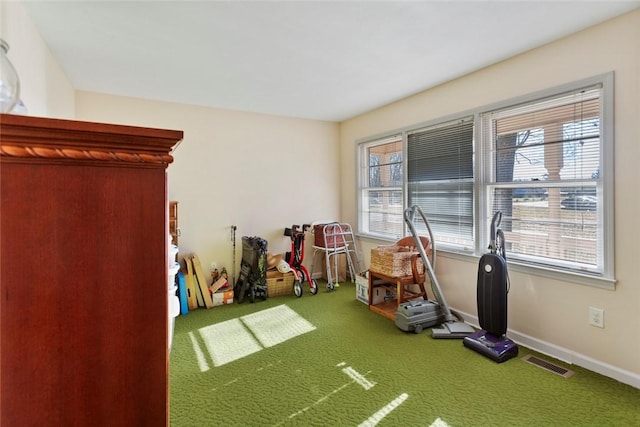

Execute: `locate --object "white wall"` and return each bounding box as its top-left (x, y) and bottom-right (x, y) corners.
top-left (340, 10), bottom-right (640, 386)
top-left (0, 1), bottom-right (74, 118)
top-left (2, 0), bottom-right (340, 289)
top-left (75, 92), bottom-right (341, 277)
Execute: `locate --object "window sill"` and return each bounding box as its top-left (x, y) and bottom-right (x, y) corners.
top-left (439, 250), bottom-right (617, 291)
top-left (356, 232), bottom-right (616, 290)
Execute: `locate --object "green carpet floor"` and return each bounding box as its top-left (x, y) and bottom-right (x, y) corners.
top-left (169, 282), bottom-right (640, 426)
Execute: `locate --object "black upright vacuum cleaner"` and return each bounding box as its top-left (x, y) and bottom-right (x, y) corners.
top-left (463, 211), bottom-right (519, 363)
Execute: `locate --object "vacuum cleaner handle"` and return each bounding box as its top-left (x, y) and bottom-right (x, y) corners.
top-left (405, 205), bottom-right (456, 322)
top-left (489, 211), bottom-right (502, 254)
top-left (404, 205), bottom-right (436, 270)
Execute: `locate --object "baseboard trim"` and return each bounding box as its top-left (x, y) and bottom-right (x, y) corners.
top-left (456, 309), bottom-right (640, 390)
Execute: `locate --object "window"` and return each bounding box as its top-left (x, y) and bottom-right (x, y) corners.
top-left (407, 117), bottom-right (474, 251)
top-left (480, 82), bottom-right (612, 279)
top-left (358, 135), bottom-right (404, 239)
top-left (356, 73), bottom-right (613, 285)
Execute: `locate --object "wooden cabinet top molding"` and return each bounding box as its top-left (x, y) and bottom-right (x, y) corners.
top-left (0, 114), bottom-right (184, 167)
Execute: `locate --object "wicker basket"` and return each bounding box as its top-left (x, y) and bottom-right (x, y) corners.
top-left (266, 272), bottom-right (294, 297)
top-left (370, 245), bottom-right (425, 278)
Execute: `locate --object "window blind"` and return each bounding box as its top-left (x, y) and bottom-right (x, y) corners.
top-left (407, 117), bottom-right (474, 250)
top-left (481, 86), bottom-right (603, 274)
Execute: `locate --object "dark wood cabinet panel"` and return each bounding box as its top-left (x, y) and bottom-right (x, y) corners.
top-left (0, 114), bottom-right (183, 426)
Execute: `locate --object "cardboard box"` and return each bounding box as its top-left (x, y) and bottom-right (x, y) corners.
top-left (371, 284), bottom-right (395, 305)
top-left (355, 274), bottom-right (369, 304)
top-left (211, 288), bottom-right (233, 306)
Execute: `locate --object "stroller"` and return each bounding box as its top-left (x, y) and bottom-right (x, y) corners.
top-left (234, 236), bottom-right (269, 303)
top-left (284, 224), bottom-right (318, 297)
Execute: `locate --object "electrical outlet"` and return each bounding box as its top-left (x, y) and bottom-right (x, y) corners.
top-left (589, 306), bottom-right (604, 328)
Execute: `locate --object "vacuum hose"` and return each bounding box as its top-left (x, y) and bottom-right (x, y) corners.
top-left (404, 205), bottom-right (457, 321)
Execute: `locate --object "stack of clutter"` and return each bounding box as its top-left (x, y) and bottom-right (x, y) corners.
top-left (168, 236), bottom-right (181, 352)
top-left (209, 267), bottom-right (233, 306)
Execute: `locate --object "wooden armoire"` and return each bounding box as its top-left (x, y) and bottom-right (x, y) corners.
top-left (0, 114), bottom-right (183, 425)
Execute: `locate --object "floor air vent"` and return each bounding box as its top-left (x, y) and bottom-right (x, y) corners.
top-left (522, 354), bottom-right (574, 378)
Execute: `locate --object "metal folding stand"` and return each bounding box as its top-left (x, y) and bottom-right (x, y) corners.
top-left (309, 222), bottom-right (362, 291)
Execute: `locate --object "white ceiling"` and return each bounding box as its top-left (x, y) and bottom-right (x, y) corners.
top-left (21, 1), bottom-right (640, 122)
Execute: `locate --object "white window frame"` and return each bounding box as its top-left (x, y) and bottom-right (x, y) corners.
top-left (357, 134), bottom-right (405, 240)
top-left (477, 73), bottom-right (615, 289)
top-left (355, 72), bottom-right (615, 289)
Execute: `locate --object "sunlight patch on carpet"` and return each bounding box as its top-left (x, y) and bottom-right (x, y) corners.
top-left (199, 318), bottom-right (262, 367)
top-left (241, 304), bottom-right (316, 348)
top-left (359, 393), bottom-right (409, 427)
top-left (188, 331), bottom-right (211, 372)
top-left (337, 361), bottom-right (376, 390)
top-left (342, 366), bottom-right (376, 390)
top-left (194, 304), bottom-right (316, 368)
top-left (284, 361), bottom-right (378, 423)
top-left (430, 417), bottom-right (450, 427)
top-left (287, 381), bottom-right (352, 422)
